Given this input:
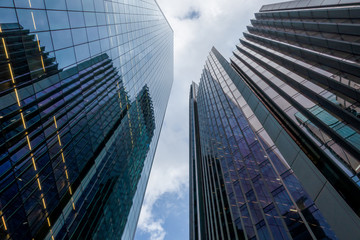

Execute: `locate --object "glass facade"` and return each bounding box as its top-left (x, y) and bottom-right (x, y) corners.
top-left (190, 47), bottom-right (336, 240)
top-left (0, 1), bottom-right (173, 240)
top-left (229, 0), bottom-right (360, 239)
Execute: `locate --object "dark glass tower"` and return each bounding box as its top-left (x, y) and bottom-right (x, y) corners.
top-left (0, 1), bottom-right (173, 240)
top-left (190, 1), bottom-right (360, 239)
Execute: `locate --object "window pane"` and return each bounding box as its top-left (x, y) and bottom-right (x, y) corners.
top-left (0, 0), bottom-right (14, 7)
top-left (82, 0), bottom-right (95, 11)
top-left (86, 27), bottom-right (99, 41)
top-left (89, 41), bottom-right (101, 56)
top-left (55, 47), bottom-right (76, 69)
top-left (0, 8), bottom-right (17, 24)
top-left (45, 0), bottom-right (66, 10)
top-left (69, 11), bottom-right (85, 28)
top-left (75, 44), bottom-right (90, 62)
top-left (51, 30), bottom-right (73, 50)
top-left (84, 12), bottom-right (97, 27)
top-left (66, 0), bottom-right (83, 11)
top-left (72, 28), bottom-right (88, 45)
top-left (37, 31), bottom-right (54, 52)
top-left (47, 10), bottom-right (70, 30)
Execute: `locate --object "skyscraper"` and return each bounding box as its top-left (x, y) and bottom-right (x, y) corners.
top-left (190, 47), bottom-right (336, 240)
top-left (190, 1), bottom-right (360, 239)
top-left (0, 1), bottom-right (173, 239)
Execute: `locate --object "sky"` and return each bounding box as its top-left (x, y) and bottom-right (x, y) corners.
top-left (134, 0), bottom-right (280, 239)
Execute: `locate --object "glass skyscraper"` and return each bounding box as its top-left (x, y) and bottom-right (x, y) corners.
top-left (0, 1), bottom-right (173, 240)
top-left (190, 48), bottom-right (336, 240)
top-left (190, 1), bottom-right (360, 239)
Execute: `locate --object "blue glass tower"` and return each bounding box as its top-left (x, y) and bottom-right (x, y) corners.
top-left (0, 1), bottom-right (173, 239)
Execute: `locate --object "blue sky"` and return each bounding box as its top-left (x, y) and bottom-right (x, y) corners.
top-left (134, 0), bottom-right (279, 239)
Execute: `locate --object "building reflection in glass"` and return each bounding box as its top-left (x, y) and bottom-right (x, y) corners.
top-left (0, 22), bottom-right (155, 240)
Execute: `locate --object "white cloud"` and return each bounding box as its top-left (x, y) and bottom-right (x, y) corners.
top-left (137, 203), bottom-right (165, 240)
top-left (136, 0), bottom-right (279, 239)
top-left (136, 117), bottom-right (189, 239)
